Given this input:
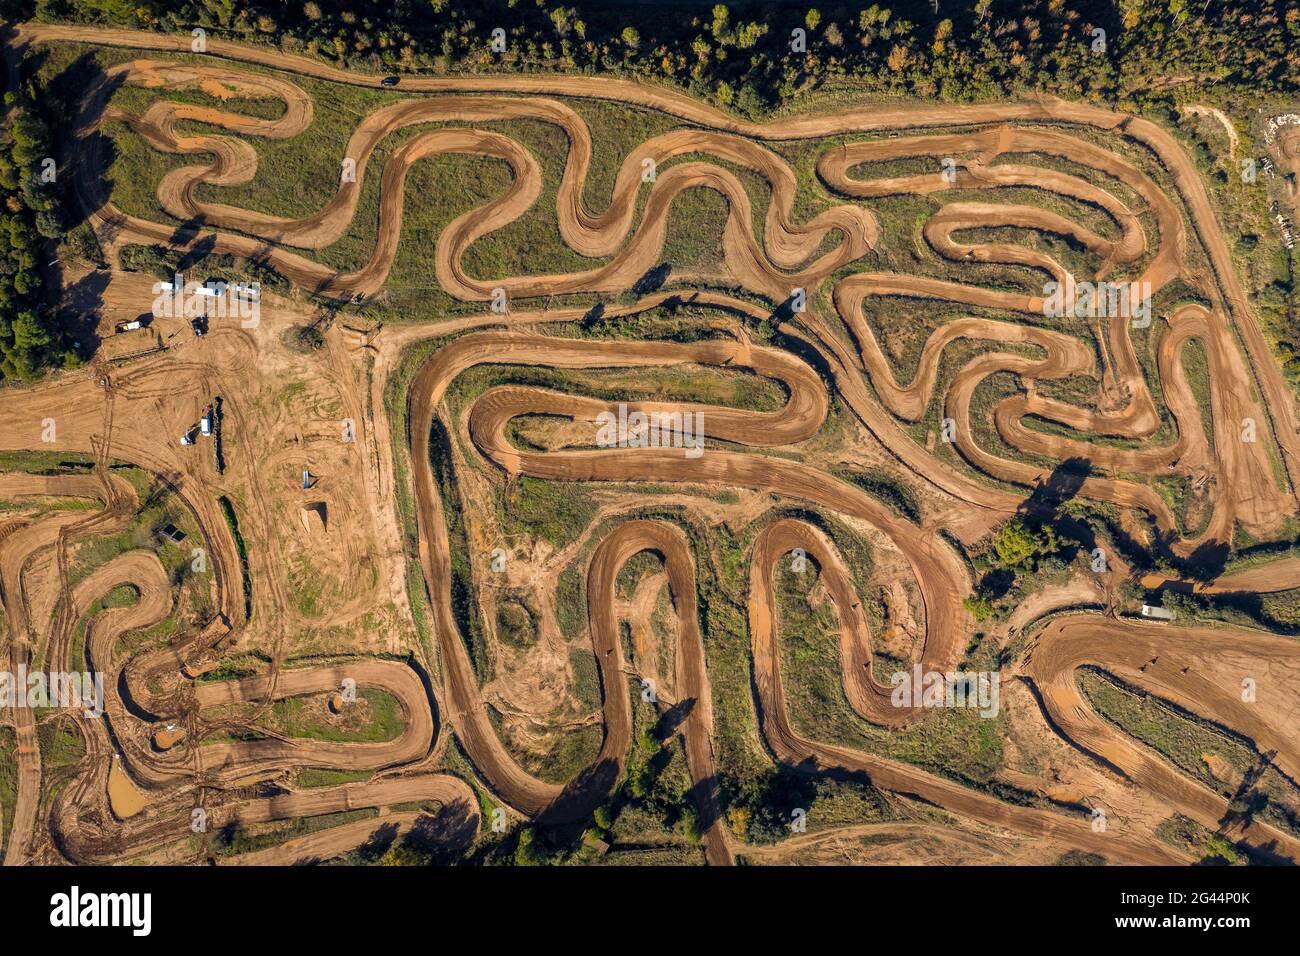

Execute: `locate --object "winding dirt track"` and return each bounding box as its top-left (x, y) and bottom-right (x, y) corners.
top-left (1145, 557), bottom-right (1300, 596)
top-left (3, 23), bottom-right (1299, 865)
top-left (748, 522), bottom-right (1183, 865)
top-left (0, 471), bottom-right (143, 864)
top-left (39, 22), bottom-right (1295, 551)
top-left (1025, 616), bottom-right (1300, 863)
top-left (18, 23), bottom-right (1300, 503)
top-left (0, 469), bottom-right (467, 865)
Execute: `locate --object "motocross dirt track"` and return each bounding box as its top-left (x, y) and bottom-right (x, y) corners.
top-left (2, 22), bottom-right (1299, 865)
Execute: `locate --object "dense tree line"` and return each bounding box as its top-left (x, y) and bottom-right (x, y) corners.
top-left (6, 1), bottom-right (1296, 115)
top-left (0, 66), bottom-right (68, 382)
top-left (1267, 280), bottom-right (1300, 378)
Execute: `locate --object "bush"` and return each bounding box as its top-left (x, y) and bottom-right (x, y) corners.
top-left (990, 517), bottom-right (1058, 571)
top-left (963, 593), bottom-right (994, 621)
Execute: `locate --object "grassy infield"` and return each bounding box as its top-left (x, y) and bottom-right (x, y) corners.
top-left (13, 42), bottom-right (1299, 862)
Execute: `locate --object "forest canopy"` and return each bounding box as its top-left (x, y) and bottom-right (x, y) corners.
top-left (6, 1), bottom-right (1297, 114)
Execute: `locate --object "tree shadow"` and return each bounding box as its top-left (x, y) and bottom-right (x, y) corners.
top-left (1219, 757), bottom-right (1271, 833)
top-left (653, 696), bottom-right (696, 739)
top-left (177, 232), bottom-right (217, 272)
top-left (632, 262), bottom-right (671, 296)
top-left (405, 800), bottom-right (480, 863)
top-left (354, 820), bottom-right (403, 862)
top-left (536, 756), bottom-right (621, 827)
top-left (59, 268), bottom-right (109, 359)
top-left (1018, 456), bottom-right (1090, 516)
top-left (167, 216), bottom-right (208, 252)
top-left (1182, 538), bottom-right (1231, 583)
top-left (977, 567), bottom-right (1015, 601)
top-left (770, 294), bottom-right (799, 324)
top-left (53, 54), bottom-right (127, 230)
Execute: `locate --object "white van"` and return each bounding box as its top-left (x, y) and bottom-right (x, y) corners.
top-left (1140, 604), bottom-right (1176, 621)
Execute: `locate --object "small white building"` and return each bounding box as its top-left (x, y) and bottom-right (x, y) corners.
top-left (1140, 604), bottom-right (1176, 621)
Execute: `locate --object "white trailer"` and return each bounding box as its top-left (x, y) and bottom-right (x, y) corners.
top-left (1140, 604), bottom-right (1176, 621)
